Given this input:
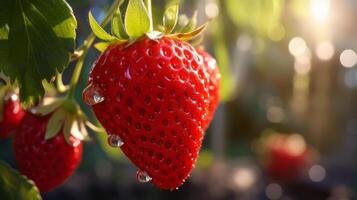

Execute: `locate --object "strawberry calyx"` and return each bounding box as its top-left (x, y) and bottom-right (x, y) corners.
top-left (30, 96), bottom-right (94, 146)
top-left (89, 0), bottom-right (208, 53)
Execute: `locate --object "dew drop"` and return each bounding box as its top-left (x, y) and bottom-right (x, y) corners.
top-left (107, 135), bottom-right (124, 147)
top-left (82, 83), bottom-right (105, 105)
top-left (125, 67), bottom-right (132, 80)
top-left (136, 170), bottom-right (152, 183)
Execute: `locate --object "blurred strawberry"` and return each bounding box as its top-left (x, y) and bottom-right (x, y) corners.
top-left (0, 91), bottom-right (25, 140)
top-left (256, 133), bottom-right (313, 182)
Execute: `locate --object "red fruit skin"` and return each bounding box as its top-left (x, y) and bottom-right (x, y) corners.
top-left (196, 49), bottom-right (220, 129)
top-left (266, 147), bottom-right (309, 182)
top-left (14, 113), bottom-right (83, 192)
top-left (0, 93), bottom-right (25, 139)
top-left (89, 37), bottom-right (210, 189)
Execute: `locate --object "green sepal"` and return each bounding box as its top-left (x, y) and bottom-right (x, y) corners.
top-left (45, 108), bottom-right (66, 140)
top-left (111, 7), bottom-right (128, 39)
top-left (85, 121), bottom-right (105, 133)
top-left (0, 161), bottom-right (42, 200)
top-left (63, 115), bottom-right (74, 145)
top-left (89, 11), bottom-right (118, 42)
top-left (69, 119), bottom-right (90, 141)
top-left (94, 42), bottom-right (112, 52)
top-left (62, 118), bottom-right (91, 146)
top-left (146, 31), bottom-right (164, 40)
top-left (163, 3), bottom-right (179, 34)
top-left (30, 97), bottom-right (64, 116)
top-left (181, 11), bottom-right (197, 33)
top-left (169, 22), bottom-right (208, 41)
top-left (173, 14), bottom-right (189, 33)
top-left (125, 0), bottom-right (151, 39)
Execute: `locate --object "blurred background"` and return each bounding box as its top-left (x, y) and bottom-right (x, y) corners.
top-left (1, 0), bottom-right (357, 199)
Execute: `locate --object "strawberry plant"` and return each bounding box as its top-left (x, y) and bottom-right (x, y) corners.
top-left (0, 0), bottom-right (220, 197)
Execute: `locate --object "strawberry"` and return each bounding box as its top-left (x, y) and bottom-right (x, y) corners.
top-left (256, 133), bottom-right (312, 182)
top-left (267, 146), bottom-right (309, 181)
top-left (196, 49), bottom-right (220, 129)
top-left (0, 91), bottom-right (25, 140)
top-left (83, 0), bottom-right (214, 190)
top-left (13, 112), bottom-right (83, 192)
top-left (84, 36), bottom-right (209, 189)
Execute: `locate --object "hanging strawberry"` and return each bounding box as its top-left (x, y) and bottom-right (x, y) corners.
top-left (83, 0), bottom-right (219, 190)
top-left (14, 87), bottom-right (93, 192)
top-left (0, 83), bottom-right (25, 140)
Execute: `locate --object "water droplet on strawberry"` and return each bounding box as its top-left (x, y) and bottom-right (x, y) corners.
top-left (136, 170), bottom-right (152, 183)
top-left (124, 67), bottom-right (132, 80)
top-left (107, 134), bottom-right (124, 147)
top-left (82, 83), bottom-right (105, 105)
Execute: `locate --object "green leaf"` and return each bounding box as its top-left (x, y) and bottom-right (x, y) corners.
top-left (163, 3), bottom-right (179, 33)
top-left (0, 0), bottom-right (77, 105)
top-left (111, 8), bottom-right (128, 39)
top-left (45, 108), bottom-right (66, 140)
top-left (0, 161), bottom-right (42, 200)
top-left (94, 42), bottom-right (111, 52)
top-left (89, 11), bottom-right (117, 42)
top-left (125, 0), bottom-right (150, 39)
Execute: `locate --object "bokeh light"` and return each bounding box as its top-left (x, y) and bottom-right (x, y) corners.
top-left (309, 165), bottom-right (326, 182)
top-left (205, 2), bottom-right (219, 19)
top-left (309, 0), bottom-right (331, 24)
top-left (315, 41), bottom-right (335, 60)
top-left (233, 167), bottom-right (257, 190)
top-left (286, 134), bottom-right (306, 156)
top-left (236, 33), bottom-right (252, 52)
top-left (294, 54), bottom-right (311, 75)
top-left (265, 183), bottom-right (283, 200)
top-left (289, 37), bottom-right (307, 57)
top-left (340, 49), bottom-right (357, 68)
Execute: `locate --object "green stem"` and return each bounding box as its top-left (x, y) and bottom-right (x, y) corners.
top-left (56, 73), bottom-right (67, 92)
top-left (67, 0), bottom-right (122, 99)
top-left (144, 0), bottom-right (153, 32)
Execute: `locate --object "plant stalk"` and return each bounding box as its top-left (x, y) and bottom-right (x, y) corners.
top-left (67, 0), bottom-right (122, 99)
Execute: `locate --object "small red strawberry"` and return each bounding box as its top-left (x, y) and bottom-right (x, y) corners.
top-left (196, 49), bottom-right (220, 129)
top-left (267, 145), bottom-right (309, 181)
top-left (256, 133), bottom-right (313, 182)
top-left (0, 91), bottom-right (25, 140)
top-left (14, 112), bottom-right (83, 192)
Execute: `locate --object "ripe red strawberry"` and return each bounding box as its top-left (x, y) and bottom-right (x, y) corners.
top-left (267, 146), bottom-right (309, 181)
top-left (196, 49), bottom-right (220, 129)
top-left (258, 134), bottom-right (312, 182)
top-left (13, 112), bottom-right (83, 192)
top-left (0, 92), bottom-right (25, 139)
top-left (85, 36), bottom-right (210, 189)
